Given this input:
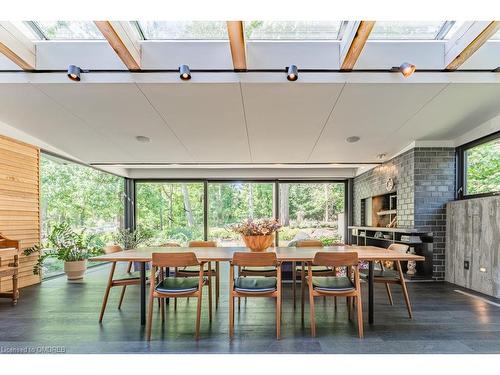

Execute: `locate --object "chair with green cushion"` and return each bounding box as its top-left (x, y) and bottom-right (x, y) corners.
top-left (360, 243), bottom-right (413, 318)
top-left (295, 240), bottom-right (345, 314)
top-left (146, 252), bottom-right (211, 341)
top-left (174, 240), bottom-right (219, 309)
top-left (99, 245), bottom-right (153, 322)
top-left (305, 252), bottom-right (363, 338)
top-left (229, 252), bottom-right (282, 339)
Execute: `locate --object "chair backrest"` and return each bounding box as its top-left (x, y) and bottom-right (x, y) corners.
top-left (152, 252), bottom-right (200, 267)
top-left (157, 242), bottom-right (180, 247)
top-left (188, 240), bottom-right (217, 247)
top-left (104, 245), bottom-right (124, 254)
top-left (232, 252), bottom-right (277, 267)
top-left (296, 239), bottom-right (323, 247)
top-left (313, 252), bottom-right (359, 267)
top-left (388, 243), bottom-right (409, 254)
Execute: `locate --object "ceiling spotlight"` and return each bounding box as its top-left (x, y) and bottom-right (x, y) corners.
top-left (286, 65), bottom-right (298, 81)
top-left (397, 62), bottom-right (416, 78)
top-left (135, 136), bottom-right (150, 143)
top-left (346, 136), bottom-right (360, 143)
top-left (377, 153), bottom-right (387, 160)
top-left (179, 65), bottom-right (191, 81)
top-left (67, 65), bottom-right (82, 81)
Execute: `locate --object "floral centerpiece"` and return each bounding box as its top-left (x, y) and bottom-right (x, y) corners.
top-left (232, 218), bottom-right (282, 252)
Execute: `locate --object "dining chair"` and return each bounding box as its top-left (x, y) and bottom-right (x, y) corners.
top-left (0, 236), bottom-right (19, 305)
top-left (146, 252), bottom-right (211, 340)
top-left (175, 240), bottom-right (219, 309)
top-left (229, 252), bottom-right (282, 339)
top-left (361, 243), bottom-right (413, 318)
top-left (305, 252), bottom-right (363, 338)
top-left (295, 240), bottom-right (344, 315)
top-left (99, 245), bottom-right (145, 322)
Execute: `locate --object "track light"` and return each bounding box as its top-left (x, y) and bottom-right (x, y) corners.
top-left (67, 65), bottom-right (82, 81)
top-left (179, 65), bottom-right (191, 80)
top-left (286, 65), bottom-right (298, 81)
top-left (394, 62), bottom-right (416, 78)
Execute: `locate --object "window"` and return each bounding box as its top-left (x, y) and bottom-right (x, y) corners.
top-left (30, 21), bottom-right (104, 40)
top-left (463, 135), bottom-right (500, 196)
top-left (41, 154), bottom-right (124, 277)
top-left (208, 182), bottom-right (275, 246)
top-left (244, 21), bottom-right (344, 40)
top-left (491, 29), bottom-right (500, 40)
top-left (369, 21), bottom-right (447, 40)
top-left (278, 182), bottom-right (345, 246)
top-left (136, 21), bottom-right (228, 40)
top-left (136, 182), bottom-right (204, 245)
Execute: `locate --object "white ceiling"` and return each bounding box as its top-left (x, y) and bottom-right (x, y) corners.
top-left (0, 75), bottom-right (500, 178)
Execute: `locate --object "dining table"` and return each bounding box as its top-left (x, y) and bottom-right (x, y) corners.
top-left (91, 245), bottom-right (425, 326)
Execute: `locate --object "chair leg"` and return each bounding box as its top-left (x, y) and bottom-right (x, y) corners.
top-left (99, 262), bottom-right (116, 323)
top-left (356, 293), bottom-right (364, 338)
top-left (292, 261), bottom-right (296, 309)
top-left (308, 282), bottom-right (316, 337)
top-left (208, 276), bottom-right (213, 324)
top-left (229, 295), bottom-right (234, 339)
top-left (174, 297), bottom-right (177, 311)
top-left (118, 285), bottom-right (127, 309)
top-left (334, 296), bottom-right (338, 310)
top-left (12, 273), bottom-right (18, 306)
top-left (146, 293), bottom-right (155, 341)
top-left (347, 296), bottom-right (352, 321)
top-left (397, 261), bottom-right (413, 319)
top-left (238, 296), bottom-right (241, 310)
top-left (195, 292), bottom-right (202, 340)
top-left (276, 296), bottom-right (281, 340)
top-left (385, 283), bottom-right (394, 305)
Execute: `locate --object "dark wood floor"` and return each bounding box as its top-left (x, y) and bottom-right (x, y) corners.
top-left (1, 263), bottom-right (499, 354)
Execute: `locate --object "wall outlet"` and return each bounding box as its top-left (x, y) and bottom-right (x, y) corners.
top-left (464, 261), bottom-right (470, 270)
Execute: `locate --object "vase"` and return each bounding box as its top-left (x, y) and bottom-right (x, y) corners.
top-left (243, 234), bottom-right (274, 252)
top-left (64, 260), bottom-right (87, 282)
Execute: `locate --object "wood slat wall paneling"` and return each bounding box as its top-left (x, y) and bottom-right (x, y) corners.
top-left (0, 134), bottom-right (41, 292)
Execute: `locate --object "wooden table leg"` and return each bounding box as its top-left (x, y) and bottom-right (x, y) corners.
top-left (368, 260), bottom-right (374, 324)
top-left (140, 262), bottom-right (146, 326)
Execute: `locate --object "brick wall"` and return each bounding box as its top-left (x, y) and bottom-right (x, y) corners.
top-left (352, 147), bottom-right (455, 280)
top-left (413, 147), bottom-right (456, 280)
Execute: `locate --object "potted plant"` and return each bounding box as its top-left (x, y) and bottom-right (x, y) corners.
top-left (112, 227), bottom-right (151, 250)
top-left (232, 218), bottom-right (282, 252)
top-left (24, 223), bottom-right (103, 282)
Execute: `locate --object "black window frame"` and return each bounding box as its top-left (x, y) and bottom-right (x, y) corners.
top-left (131, 178), bottom-right (350, 245)
top-left (456, 130), bottom-right (500, 200)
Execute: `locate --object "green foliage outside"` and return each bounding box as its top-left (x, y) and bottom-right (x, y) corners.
top-left (41, 155), bottom-right (124, 277)
top-left (466, 139), bottom-right (500, 195)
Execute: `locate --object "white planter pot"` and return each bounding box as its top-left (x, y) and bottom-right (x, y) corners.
top-left (64, 260), bottom-right (87, 282)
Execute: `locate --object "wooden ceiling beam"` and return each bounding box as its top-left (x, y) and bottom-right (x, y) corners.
top-left (227, 21), bottom-right (247, 71)
top-left (94, 21), bottom-right (141, 71)
top-left (0, 22), bottom-right (35, 70)
top-left (445, 21), bottom-right (500, 70)
top-left (340, 21), bottom-right (375, 71)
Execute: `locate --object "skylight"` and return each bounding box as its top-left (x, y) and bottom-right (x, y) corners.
top-left (136, 21), bottom-right (228, 40)
top-left (244, 21), bottom-right (344, 40)
top-left (491, 29), bottom-right (500, 40)
top-left (369, 21), bottom-right (447, 40)
top-left (31, 21), bottom-right (104, 40)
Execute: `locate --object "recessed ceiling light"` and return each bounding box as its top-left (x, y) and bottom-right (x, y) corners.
top-left (135, 136), bottom-right (150, 143)
top-left (346, 136), bottom-right (360, 143)
top-left (377, 153), bottom-right (387, 160)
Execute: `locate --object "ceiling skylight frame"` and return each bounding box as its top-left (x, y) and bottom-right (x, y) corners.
top-left (244, 21), bottom-right (346, 41)
top-left (27, 21), bottom-right (105, 40)
top-left (135, 21), bottom-right (229, 41)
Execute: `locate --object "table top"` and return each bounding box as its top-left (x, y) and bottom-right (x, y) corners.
top-left (91, 245), bottom-right (425, 263)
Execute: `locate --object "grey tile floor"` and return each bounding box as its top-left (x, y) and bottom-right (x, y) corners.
top-left (1, 263), bottom-right (499, 354)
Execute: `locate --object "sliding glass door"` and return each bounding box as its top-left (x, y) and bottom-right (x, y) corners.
top-left (278, 182), bottom-right (345, 246)
top-left (208, 182), bottom-right (275, 246)
top-left (136, 182), bottom-right (204, 245)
